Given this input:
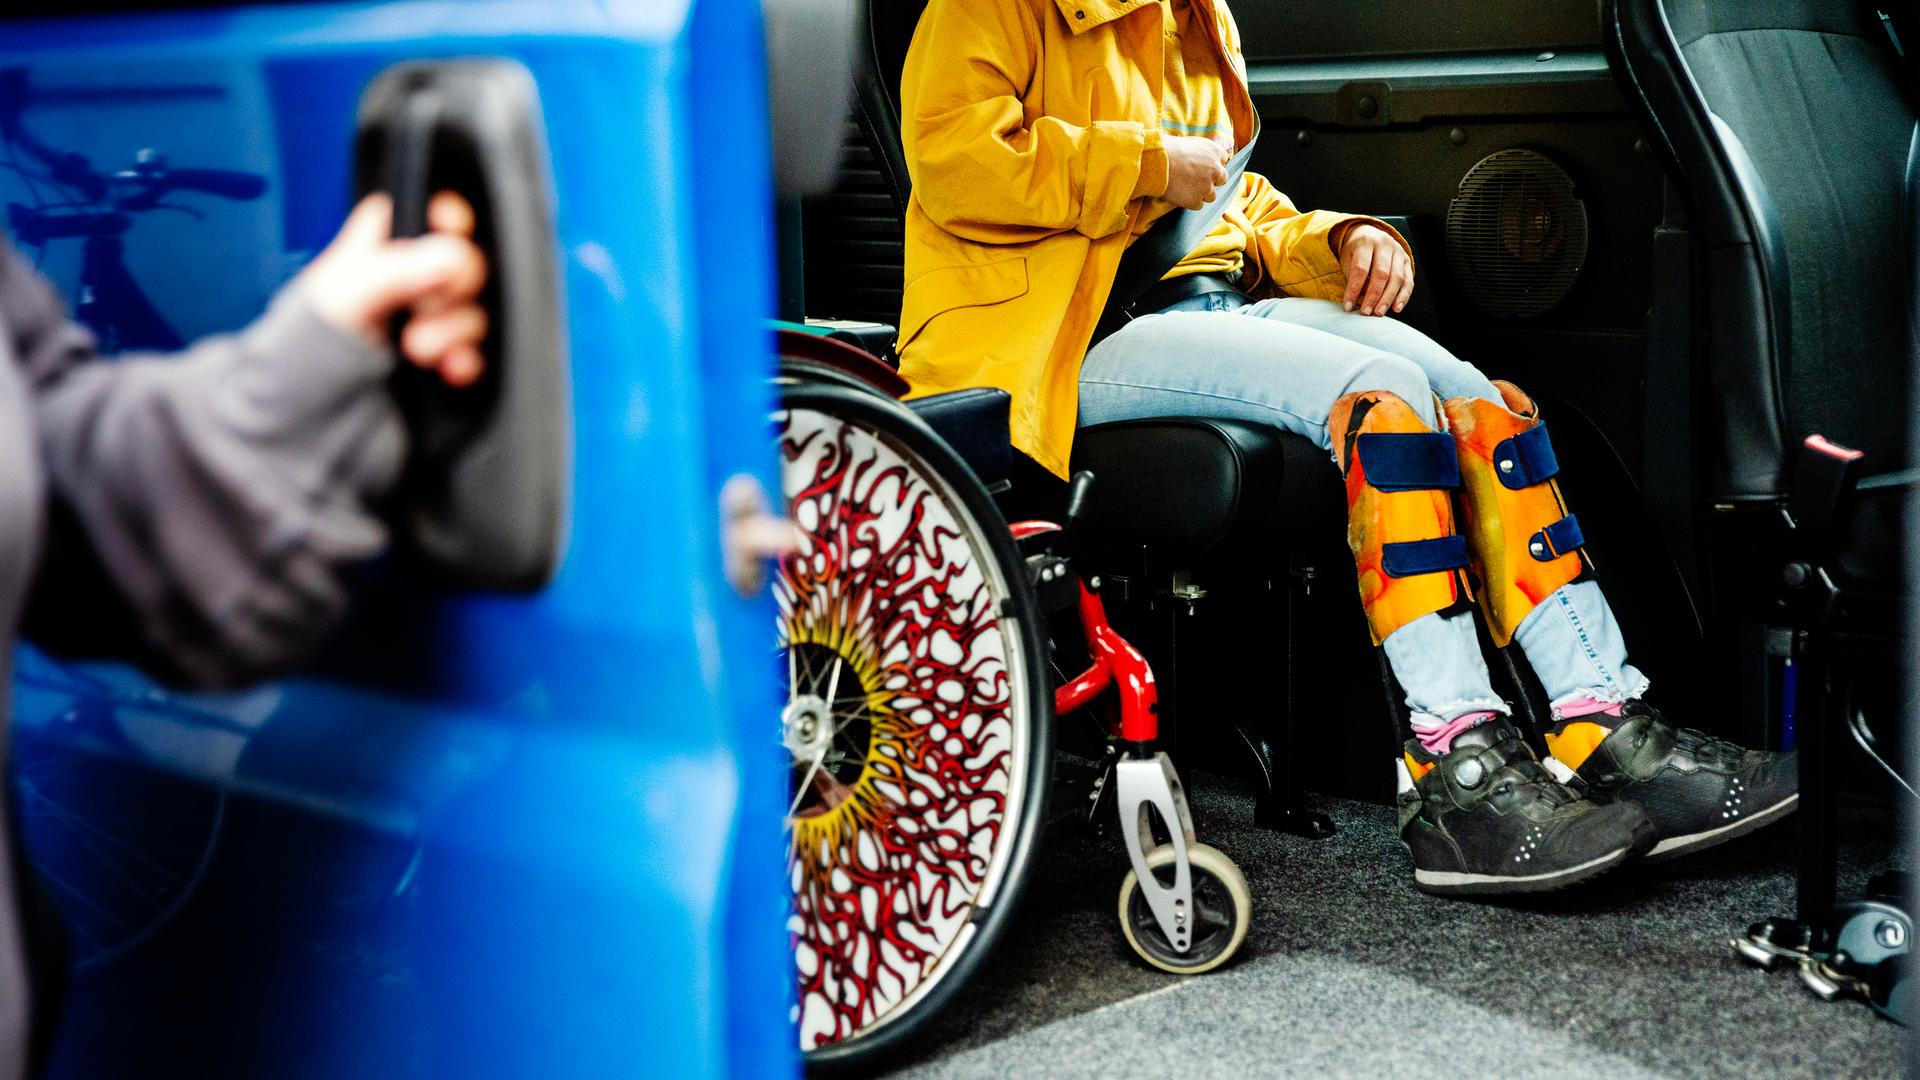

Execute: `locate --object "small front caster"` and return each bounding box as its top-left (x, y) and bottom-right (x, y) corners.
top-left (1117, 843), bottom-right (1250, 975)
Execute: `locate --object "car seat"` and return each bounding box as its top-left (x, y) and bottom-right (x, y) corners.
top-left (1605, 0), bottom-right (1917, 946)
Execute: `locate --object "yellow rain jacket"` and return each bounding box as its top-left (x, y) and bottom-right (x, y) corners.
top-left (898, 0), bottom-right (1402, 476)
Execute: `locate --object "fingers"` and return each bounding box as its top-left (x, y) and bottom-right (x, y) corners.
top-left (1342, 241), bottom-right (1373, 311)
top-left (1361, 255), bottom-right (1391, 315)
top-left (332, 193), bottom-right (394, 252)
top-left (365, 233), bottom-right (478, 313)
top-left (427, 191), bottom-right (476, 238)
top-left (1343, 236), bottom-right (1413, 316)
top-left (401, 303), bottom-right (488, 365)
top-left (437, 344), bottom-right (486, 388)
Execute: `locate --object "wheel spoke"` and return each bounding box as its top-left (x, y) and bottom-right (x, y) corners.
top-left (1197, 900), bottom-right (1233, 932)
top-left (787, 751), bottom-right (827, 824)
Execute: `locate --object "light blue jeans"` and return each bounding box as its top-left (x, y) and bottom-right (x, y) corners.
top-left (1079, 292), bottom-right (1649, 730)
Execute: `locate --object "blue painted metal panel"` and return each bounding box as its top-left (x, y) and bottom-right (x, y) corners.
top-left (2, 2), bottom-right (790, 1076)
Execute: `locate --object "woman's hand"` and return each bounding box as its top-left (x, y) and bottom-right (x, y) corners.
top-left (296, 192), bottom-right (489, 387)
top-left (1339, 223), bottom-right (1412, 317)
top-left (1164, 135), bottom-right (1230, 211)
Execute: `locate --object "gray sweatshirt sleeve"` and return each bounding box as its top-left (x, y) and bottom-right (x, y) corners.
top-left (4, 243), bottom-right (405, 685)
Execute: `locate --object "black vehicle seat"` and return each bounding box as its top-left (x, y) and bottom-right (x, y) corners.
top-left (1608, 0), bottom-right (1916, 522)
top-left (1604, 0), bottom-right (1917, 934)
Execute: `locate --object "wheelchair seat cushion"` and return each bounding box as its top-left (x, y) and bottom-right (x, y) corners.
top-left (1071, 418), bottom-right (1339, 560)
top-left (906, 387), bottom-right (1013, 488)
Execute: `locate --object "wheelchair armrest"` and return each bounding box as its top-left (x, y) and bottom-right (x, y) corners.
top-left (807, 318), bottom-right (899, 369)
top-left (907, 387), bottom-right (1013, 491)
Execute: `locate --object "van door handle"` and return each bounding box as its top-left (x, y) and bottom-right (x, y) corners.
top-left (357, 59), bottom-right (572, 591)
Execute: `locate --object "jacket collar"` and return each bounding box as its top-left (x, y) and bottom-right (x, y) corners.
top-left (1052, 0), bottom-right (1157, 34)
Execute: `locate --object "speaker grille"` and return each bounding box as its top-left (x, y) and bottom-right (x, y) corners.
top-left (1444, 149), bottom-right (1587, 320)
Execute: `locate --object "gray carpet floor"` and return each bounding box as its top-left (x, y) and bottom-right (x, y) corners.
top-left (876, 779), bottom-right (1908, 1079)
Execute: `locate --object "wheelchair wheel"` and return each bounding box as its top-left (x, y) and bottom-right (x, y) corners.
top-left (1117, 843), bottom-right (1250, 975)
top-left (774, 378), bottom-right (1052, 1069)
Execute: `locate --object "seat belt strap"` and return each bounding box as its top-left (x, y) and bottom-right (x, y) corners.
top-left (1092, 125), bottom-right (1260, 344)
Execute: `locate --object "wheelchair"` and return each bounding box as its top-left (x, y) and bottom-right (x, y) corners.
top-left (772, 330), bottom-right (1252, 1067)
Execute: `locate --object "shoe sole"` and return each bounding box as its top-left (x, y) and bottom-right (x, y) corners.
top-left (1644, 792), bottom-right (1799, 863)
top-left (1413, 842), bottom-right (1637, 897)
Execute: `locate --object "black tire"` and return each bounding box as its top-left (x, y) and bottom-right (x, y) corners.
top-left (773, 378), bottom-right (1052, 1072)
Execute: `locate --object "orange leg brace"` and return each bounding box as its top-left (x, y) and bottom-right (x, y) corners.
top-left (1443, 380), bottom-right (1591, 647)
top-left (1331, 390), bottom-right (1471, 645)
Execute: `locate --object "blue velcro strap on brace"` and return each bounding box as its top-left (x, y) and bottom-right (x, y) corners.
top-left (1381, 536), bottom-right (1470, 578)
top-left (1528, 515), bottom-right (1586, 561)
top-left (1355, 432), bottom-right (1461, 492)
top-left (1493, 422), bottom-right (1560, 490)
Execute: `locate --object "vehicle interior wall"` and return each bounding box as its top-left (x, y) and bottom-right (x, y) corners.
top-left (789, 0), bottom-right (1909, 808)
top-left (788, 0), bottom-right (1708, 802)
top-left (1197, 0), bottom-right (1700, 798)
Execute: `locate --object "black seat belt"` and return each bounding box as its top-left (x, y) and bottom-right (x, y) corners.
top-left (1092, 124), bottom-right (1259, 344)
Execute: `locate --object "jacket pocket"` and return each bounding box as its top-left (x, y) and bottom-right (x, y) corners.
top-left (897, 256), bottom-right (1029, 354)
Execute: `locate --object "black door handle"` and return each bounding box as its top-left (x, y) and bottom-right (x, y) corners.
top-left (356, 59), bottom-right (572, 592)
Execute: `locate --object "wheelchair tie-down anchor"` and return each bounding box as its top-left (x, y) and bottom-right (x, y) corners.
top-left (1727, 435), bottom-right (1913, 1024)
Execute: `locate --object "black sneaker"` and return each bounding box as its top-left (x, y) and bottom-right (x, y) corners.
top-left (1544, 701), bottom-right (1799, 862)
top-left (1397, 721), bottom-right (1654, 896)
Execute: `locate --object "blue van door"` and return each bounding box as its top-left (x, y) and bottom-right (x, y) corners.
top-left (1, 3), bottom-right (792, 1077)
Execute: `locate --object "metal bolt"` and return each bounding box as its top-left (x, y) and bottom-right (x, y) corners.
top-left (1357, 94), bottom-right (1379, 119)
top-left (1296, 129), bottom-right (1313, 147)
top-left (1878, 920), bottom-right (1907, 949)
top-left (1529, 542), bottom-right (1546, 557)
top-left (1090, 575), bottom-right (1102, 590)
top-left (1537, 51), bottom-right (1556, 62)
top-left (1449, 127), bottom-right (1468, 146)
top-left (1499, 459), bottom-right (1515, 473)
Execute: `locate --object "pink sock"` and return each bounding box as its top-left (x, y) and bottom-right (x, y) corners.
top-left (1555, 696), bottom-right (1626, 723)
top-left (1414, 711), bottom-right (1497, 755)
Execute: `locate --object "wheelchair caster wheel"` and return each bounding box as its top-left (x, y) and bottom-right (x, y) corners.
top-left (1118, 843), bottom-right (1250, 975)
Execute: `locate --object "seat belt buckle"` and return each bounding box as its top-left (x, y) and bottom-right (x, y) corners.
top-left (1788, 434), bottom-right (1863, 533)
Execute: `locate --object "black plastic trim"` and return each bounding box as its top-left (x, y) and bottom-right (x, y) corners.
top-left (357, 59), bottom-right (572, 591)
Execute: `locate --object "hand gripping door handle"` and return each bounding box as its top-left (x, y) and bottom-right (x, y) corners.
top-left (357, 59), bottom-right (572, 591)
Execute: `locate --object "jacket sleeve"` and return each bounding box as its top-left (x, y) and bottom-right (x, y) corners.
top-left (901, 0), bottom-right (1163, 243)
top-left (4, 242), bottom-right (404, 686)
top-left (1237, 173), bottom-right (1411, 302)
